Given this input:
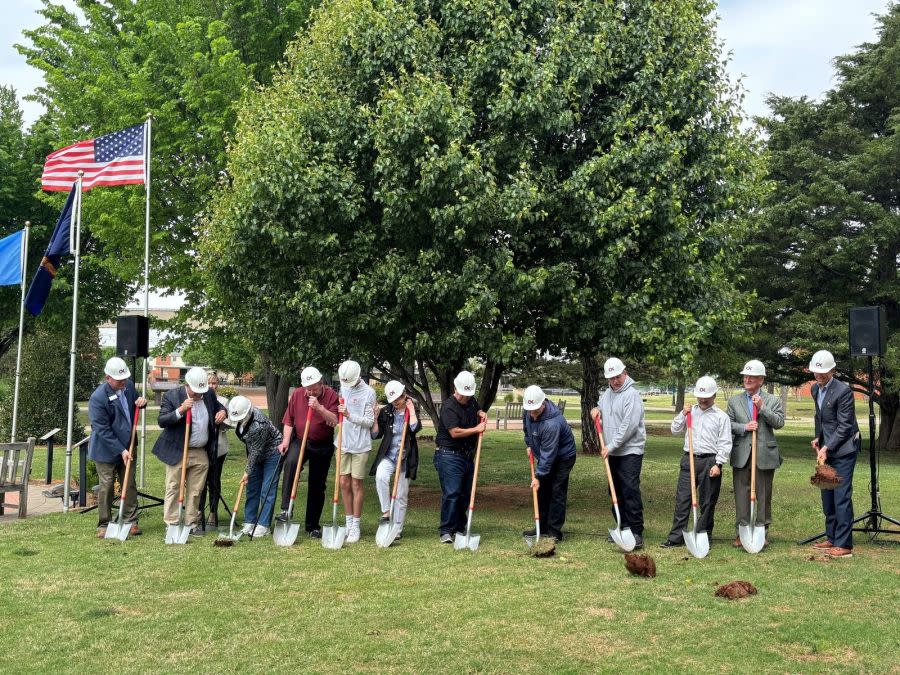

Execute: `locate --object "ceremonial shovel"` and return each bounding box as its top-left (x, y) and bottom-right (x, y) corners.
top-left (681, 411), bottom-right (710, 559)
top-left (105, 404), bottom-right (141, 542)
top-left (165, 408), bottom-right (193, 545)
top-left (217, 481), bottom-right (246, 544)
top-left (375, 408), bottom-right (410, 548)
top-left (273, 407), bottom-right (312, 547)
top-left (322, 402), bottom-right (347, 550)
top-left (523, 448), bottom-right (541, 549)
top-left (455, 427), bottom-right (485, 552)
top-left (738, 405), bottom-right (766, 553)
top-left (594, 415), bottom-right (636, 552)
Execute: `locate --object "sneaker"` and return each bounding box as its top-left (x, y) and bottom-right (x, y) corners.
top-left (308, 529), bottom-right (322, 539)
top-left (241, 522), bottom-right (255, 535)
top-left (380, 515), bottom-right (391, 525)
top-left (440, 533), bottom-right (453, 544)
top-left (660, 540), bottom-right (683, 548)
top-left (189, 526), bottom-right (205, 537)
top-left (347, 527), bottom-right (360, 544)
top-left (275, 510), bottom-right (289, 523)
top-left (732, 536), bottom-right (742, 548)
top-left (395, 532), bottom-right (403, 541)
top-left (811, 540), bottom-right (833, 550)
top-left (632, 535), bottom-right (644, 550)
top-left (252, 525), bottom-right (270, 538)
top-left (606, 534), bottom-right (615, 543)
top-left (827, 546), bottom-right (853, 558)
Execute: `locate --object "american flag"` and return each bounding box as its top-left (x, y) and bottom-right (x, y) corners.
top-left (41, 123), bottom-right (147, 192)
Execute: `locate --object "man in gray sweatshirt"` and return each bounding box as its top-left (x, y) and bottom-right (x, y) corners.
top-left (590, 357), bottom-right (646, 549)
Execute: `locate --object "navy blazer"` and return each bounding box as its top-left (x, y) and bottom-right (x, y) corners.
top-left (151, 385), bottom-right (225, 466)
top-left (812, 378), bottom-right (861, 459)
top-left (87, 380), bottom-right (139, 464)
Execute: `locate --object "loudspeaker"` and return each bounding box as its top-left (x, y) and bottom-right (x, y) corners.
top-left (116, 315), bottom-right (149, 358)
top-left (848, 306), bottom-right (887, 357)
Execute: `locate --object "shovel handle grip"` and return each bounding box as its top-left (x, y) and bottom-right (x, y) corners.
top-left (290, 407), bottom-right (314, 501)
top-left (686, 411), bottom-right (699, 507)
top-left (594, 416), bottom-right (619, 506)
top-left (390, 409), bottom-right (411, 500)
top-left (527, 448), bottom-right (539, 521)
top-left (118, 404), bottom-right (142, 506)
top-left (332, 402), bottom-right (344, 504)
top-left (178, 407), bottom-right (192, 505)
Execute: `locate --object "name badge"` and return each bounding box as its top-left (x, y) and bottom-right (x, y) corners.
top-left (108, 395), bottom-right (118, 402)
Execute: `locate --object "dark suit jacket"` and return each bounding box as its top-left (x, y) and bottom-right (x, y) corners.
top-left (812, 378), bottom-right (860, 459)
top-left (88, 380), bottom-right (139, 464)
top-left (152, 386), bottom-right (225, 466)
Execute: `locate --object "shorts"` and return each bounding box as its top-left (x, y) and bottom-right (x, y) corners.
top-left (340, 452), bottom-right (369, 479)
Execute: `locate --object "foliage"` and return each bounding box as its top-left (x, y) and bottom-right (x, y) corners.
top-left (505, 357), bottom-right (581, 391)
top-left (754, 5), bottom-right (900, 449)
top-left (216, 384), bottom-right (238, 399)
top-left (179, 325), bottom-right (259, 377)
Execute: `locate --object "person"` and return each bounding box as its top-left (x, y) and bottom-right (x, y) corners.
top-left (590, 357), bottom-right (646, 549)
top-left (661, 376), bottom-right (731, 548)
top-left (87, 357), bottom-right (147, 538)
top-left (521, 385), bottom-right (577, 542)
top-left (809, 349), bottom-right (861, 558)
top-left (152, 366), bottom-right (227, 538)
top-left (725, 359), bottom-right (785, 548)
top-left (227, 395), bottom-right (283, 537)
top-left (370, 380), bottom-right (422, 540)
top-left (434, 371), bottom-right (487, 544)
top-left (276, 366), bottom-right (339, 539)
top-left (336, 360), bottom-right (376, 544)
top-left (199, 371), bottom-right (229, 528)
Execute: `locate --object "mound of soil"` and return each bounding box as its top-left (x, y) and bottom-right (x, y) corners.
top-left (529, 537), bottom-right (557, 557)
top-left (810, 464), bottom-right (842, 489)
top-left (715, 580), bottom-right (757, 599)
top-left (624, 553), bottom-right (656, 578)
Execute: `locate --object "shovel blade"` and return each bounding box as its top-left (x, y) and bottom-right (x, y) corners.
top-left (738, 524), bottom-right (765, 553)
top-left (683, 529), bottom-right (710, 559)
top-left (375, 523), bottom-right (402, 549)
top-left (608, 526), bottom-right (636, 552)
top-left (165, 524), bottom-right (190, 545)
top-left (104, 521), bottom-right (132, 542)
top-left (322, 525), bottom-right (347, 550)
top-left (454, 532), bottom-right (480, 551)
top-left (218, 531), bottom-right (243, 543)
top-left (524, 535), bottom-right (539, 548)
top-left (273, 521), bottom-right (300, 547)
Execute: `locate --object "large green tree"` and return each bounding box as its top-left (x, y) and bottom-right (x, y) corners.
top-left (755, 5), bottom-right (900, 450)
top-left (205, 0), bottom-right (761, 429)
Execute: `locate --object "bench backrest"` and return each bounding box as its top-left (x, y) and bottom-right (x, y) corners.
top-left (0, 439), bottom-right (36, 488)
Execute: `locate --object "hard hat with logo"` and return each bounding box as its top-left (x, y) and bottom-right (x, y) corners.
top-left (454, 370), bottom-right (477, 396)
top-left (338, 360), bottom-right (361, 386)
top-left (740, 359), bottom-right (766, 377)
top-left (185, 366), bottom-right (209, 393)
top-left (385, 380), bottom-right (406, 403)
top-left (693, 375), bottom-right (718, 398)
top-left (227, 395), bottom-right (252, 425)
top-left (104, 357), bottom-right (131, 381)
top-left (522, 385), bottom-right (546, 411)
top-left (301, 366), bottom-right (323, 387)
top-left (604, 357), bottom-right (626, 378)
top-left (809, 350), bottom-right (836, 373)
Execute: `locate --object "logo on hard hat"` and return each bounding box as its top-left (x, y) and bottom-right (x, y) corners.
top-left (699, 387), bottom-right (706, 392)
top-left (815, 362), bottom-right (822, 367)
top-left (527, 399), bottom-right (534, 405)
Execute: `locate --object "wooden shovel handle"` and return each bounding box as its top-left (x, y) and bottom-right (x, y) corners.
top-left (686, 411), bottom-right (698, 507)
top-left (750, 404), bottom-right (758, 502)
top-left (594, 416), bottom-right (620, 506)
top-left (232, 480), bottom-right (246, 514)
top-left (289, 407), bottom-right (314, 500)
top-left (528, 448), bottom-right (539, 521)
top-left (390, 409), bottom-right (411, 500)
top-left (177, 407), bottom-right (192, 504)
top-left (331, 402), bottom-right (344, 504)
top-left (468, 427), bottom-right (485, 511)
top-left (119, 404), bottom-right (141, 505)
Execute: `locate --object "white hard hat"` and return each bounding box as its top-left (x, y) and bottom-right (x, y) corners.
top-left (185, 366), bottom-right (209, 393)
top-left (385, 380), bottom-right (405, 403)
top-left (227, 395), bottom-right (252, 424)
top-left (104, 357), bottom-right (131, 381)
top-left (522, 385), bottom-right (546, 411)
top-left (301, 366), bottom-right (323, 387)
top-left (338, 360), bottom-right (361, 386)
top-left (454, 370), bottom-right (477, 396)
top-left (809, 350), bottom-right (836, 374)
top-left (604, 357), bottom-right (626, 378)
top-left (693, 375), bottom-right (718, 398)
top-left (740, 359), bottom-right (766, 377)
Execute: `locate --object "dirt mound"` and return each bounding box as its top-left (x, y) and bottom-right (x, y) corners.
top-left (810, 464), bottom-right (842, 489)
top-left (715, 580), bottom-right (757, 599)
top-left (624, 553), bottom-right (656, 577)
top-left (407, 484), bottom-right (532, 510)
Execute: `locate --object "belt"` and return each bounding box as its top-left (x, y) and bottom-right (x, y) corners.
top-left (189, 445), bottom-right (207, 451)
top-left (437, 446), bottom-right (472, 456)
top-left (687, 452), bottom-right (717, 458)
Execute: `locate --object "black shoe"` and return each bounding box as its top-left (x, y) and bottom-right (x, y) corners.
top-left (522, 528), bottom-right (537, 538)
top-left (633, 535), bottom-right (644, 550)
top-left (380, 516), bottom-right (391, 524)
top-left (275, 510), bottom-right (289, 523)
top-left (189, 526), bottom-right (205, 538)
top-left (549, 532), bottom-right (564, 542)
top-left (308, 529), bottom-right (322, 539)
top-left (660, 540), bottom-right (683, 548)
top-left (606, 534), bottom-right (615, 543)
top-left (394, 532), bottom-right (402, 541)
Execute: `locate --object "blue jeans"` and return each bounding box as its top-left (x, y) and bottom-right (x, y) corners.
top-left (433, 448), bottom-right (474, 536)
top-left (244, 451), bottom-right (281, 527)
top-left (821, 452), bottom-right (857, 549)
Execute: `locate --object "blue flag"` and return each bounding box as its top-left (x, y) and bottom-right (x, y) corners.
top-left (24, 184), bottom-right (77, 316)
top-left (0, 229), bottom-right (25, 286)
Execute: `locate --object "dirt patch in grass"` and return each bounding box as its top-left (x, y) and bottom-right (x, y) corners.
top-left (407, 484), bottom-right (532, 510)
top-left (585, 607), bottom-right (615, 619)
top-left (779, 643), bottom-right (861, 667)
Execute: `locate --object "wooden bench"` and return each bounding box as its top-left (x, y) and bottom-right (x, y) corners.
top-left (0, 438), bottom-right (36, 518)
top-left (495, 402), bottom-right (523, 429)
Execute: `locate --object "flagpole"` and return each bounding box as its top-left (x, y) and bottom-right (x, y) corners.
top-left (139, 113), bottom-right (152, 488)
top-left (63, 173), bottom-right (84, 513)
top-left (10, 222), bottom-right (30, 443)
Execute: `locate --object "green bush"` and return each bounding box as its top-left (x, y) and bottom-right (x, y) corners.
top-left (217, 385), bottom-right (238, 399)
top-left (503, 393), bottom-right (513, 403)
top-left (370, 381), bottom-right (387, 404)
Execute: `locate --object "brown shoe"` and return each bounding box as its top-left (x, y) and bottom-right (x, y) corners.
top-left (827, 546), bottom-right (853, 558)
top-left (96, 527), bottom-right (107, 538)
top-left (130, 524), bottom-right (142, 536)
top-left (811, 540), bottom-right (833, 550)
top-left (732, 537), bottom-right (742, 548)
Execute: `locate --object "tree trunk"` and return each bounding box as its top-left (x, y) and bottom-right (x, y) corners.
top-left (580, 354), bottom-right (603, 455)
top-left (261, 351), bottom-right (292, 426)
top-left (879, 391), bottom-right (900, 452)
top-left (675, 374), bottom-right (685, 412)
top-left (477, 359), bottom-right (503, 414)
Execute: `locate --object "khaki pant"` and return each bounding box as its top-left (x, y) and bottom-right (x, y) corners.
top-left (96, 460), bottom-right (138, 527)
top-left (733, 465), bottom-right (775, 531)
top-left (164, 448), bottom-right (209, 527)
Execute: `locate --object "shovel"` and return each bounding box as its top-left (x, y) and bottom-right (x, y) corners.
top-left (273, 407), bottom-right (312, 547)
top-left (594, 415), bottom-right (636, 552)
top-left (739, 405), bottom-right (766, 553)
top-left (105, 403), bottom-right (141, 542)
top-left (523, 448), bottom-right (541, 548)
top-left (376, 408), bottom-right (410, 548)
top-left (218, 480), bottom-right (246, 544)
top-left (681, 412), bottom-right (710, 559)
top-left (322, 403), bottom-right (347, 550)
top-left (165, 407), bottom-right (193, 545)
top-left (455, 426), bottom-right (485, 552)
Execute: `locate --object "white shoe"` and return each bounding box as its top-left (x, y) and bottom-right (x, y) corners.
top-left (241, 523), bottom-right (254, 535)
top-left (347, 524), bottom-right (360, 544)
top-left (252, 525), bottom-right (270, 537)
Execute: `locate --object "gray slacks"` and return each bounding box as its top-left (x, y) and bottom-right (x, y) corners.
top-left (733, 464), bottom-right (775, 531)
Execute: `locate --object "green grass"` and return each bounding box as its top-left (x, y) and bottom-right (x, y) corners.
top-left (4, 428), bottom-right (899, 673)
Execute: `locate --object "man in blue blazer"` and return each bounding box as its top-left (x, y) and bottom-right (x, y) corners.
top-left (88, 357), bottom-right (147, 538)
top-left (152, 366), bottom-right (226, 537)
top-left (809, 349), bottom-right (861, 558)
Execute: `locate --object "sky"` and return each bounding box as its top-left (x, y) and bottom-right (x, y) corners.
top-left (1, 0), bottom-right (894, 308)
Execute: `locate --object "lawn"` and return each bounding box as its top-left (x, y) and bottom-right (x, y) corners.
top-left (2, 426), bottom-right (898, 673)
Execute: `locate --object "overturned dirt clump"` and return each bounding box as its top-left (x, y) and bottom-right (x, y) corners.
top-left (810, 464), bottom-right (843, 489)
top-left (212, 539), bottom-right (235, 548)
top-left (624, 553), bottom-right (656, 578)
top-left (529, 537), bottom-right (557, 558)
top-left (715, 581), bottom-right (757, 599)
